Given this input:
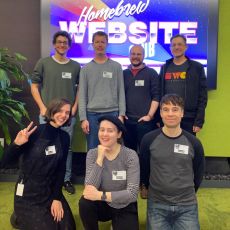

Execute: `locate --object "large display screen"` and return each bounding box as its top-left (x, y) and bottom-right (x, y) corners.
top-left (41, 0), bottom-right (219, 89)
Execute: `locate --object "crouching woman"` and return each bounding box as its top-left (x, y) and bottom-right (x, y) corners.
top-left (79, 115), bottom-right (140, 230)
top-left (1, 98), bottom-right (76, 230)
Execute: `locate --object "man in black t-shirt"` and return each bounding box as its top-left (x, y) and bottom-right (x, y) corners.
top-left (159, 34), bottom-right (207, 135)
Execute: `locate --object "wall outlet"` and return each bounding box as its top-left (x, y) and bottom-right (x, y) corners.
top-left (0, 138), bottom-right (4, 147)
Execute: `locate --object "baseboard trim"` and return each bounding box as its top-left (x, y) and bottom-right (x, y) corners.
top-left (201, 179), bottom-right (230, 188)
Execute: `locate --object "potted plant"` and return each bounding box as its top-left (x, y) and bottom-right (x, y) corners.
top-left (0, 48), bottom-right (29, 151)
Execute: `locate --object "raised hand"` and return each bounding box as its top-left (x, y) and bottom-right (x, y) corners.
top-left (96, 145), bottom-right (110, 166)
top-left (14, 122), bottom-right (37, 146)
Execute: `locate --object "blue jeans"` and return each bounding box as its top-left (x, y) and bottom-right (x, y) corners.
top-left (39, 115), bottom-right (76, 182)
top-left (147, 199), bottom-right (200, 230)
top-left (86, 111), bottom-right (118, 150)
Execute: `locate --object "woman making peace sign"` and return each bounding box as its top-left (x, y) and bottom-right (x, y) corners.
top-left (1, 98), bottom-right (76, 230)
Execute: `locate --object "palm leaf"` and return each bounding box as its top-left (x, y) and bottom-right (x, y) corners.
top-left (0, 48), bottom-right (29, 144)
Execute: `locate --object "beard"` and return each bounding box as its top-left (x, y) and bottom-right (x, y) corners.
top-left (132, 60), bottom-right (142, 67)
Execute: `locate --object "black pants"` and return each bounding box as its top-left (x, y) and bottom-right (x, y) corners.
top-left (181, 117), bottom-right (196, 136)
top-left (124, 118), bottom-right (157, 185)
top-left (14, 196), bottom-right (76, 230)
top-left (124, 118), bottom-right (158, 152)
top-left (79, 196), bottom-right (139, 230)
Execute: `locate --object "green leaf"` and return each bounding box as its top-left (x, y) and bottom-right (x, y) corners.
top-left (0, 48), bottom-right (29, 144)
top-left (0, 119), bottom-right (11, 144)
top-left (0, 144), bottom-right (3, 160)
top-left (0, 69), bottom-right (10, 88)
top-left (15, 52), bottom-right (27, 61)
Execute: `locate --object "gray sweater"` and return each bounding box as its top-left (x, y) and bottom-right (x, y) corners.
top-left (78, 59), bottom-right (126, 121)
top-left (85, 146), bottom-right (140, 209)
top-left (30, 57), bottom-right (80, 106)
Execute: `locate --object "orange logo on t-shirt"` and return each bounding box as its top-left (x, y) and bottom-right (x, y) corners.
top-left (165, 72), bottom-right (186, 80)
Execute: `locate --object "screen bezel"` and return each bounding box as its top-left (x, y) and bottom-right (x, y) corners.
top-left (41, 0), bottom-right (219, 90)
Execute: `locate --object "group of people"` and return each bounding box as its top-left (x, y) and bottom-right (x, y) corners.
top-left (1, 30), bottom-right (207, 230)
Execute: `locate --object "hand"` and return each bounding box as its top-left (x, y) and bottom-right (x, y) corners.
top-left (138, 115), bottom-right (152, 122)
top-left (118, 115), bottom-right (124, 123)
top-left (156, 122), bottom-right (161, 128)
top-left (83, 185), bottom-right (101, 201)
top-left (14, 122), bottom-right (37, 146)
top-left (81, 120), bottom-right (90, 134)
top-left (193, 126), bottom-right (201, 133)
top-left (40, 106), bottom-right (47, 116)
top-left (96, 145), bottom-right (110, 166)
top-left (51, 200), bottom-right (64, 222)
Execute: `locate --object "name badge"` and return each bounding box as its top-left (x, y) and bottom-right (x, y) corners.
top-left (135, 80), bottom-right (144, 86)
top-left (174, 144), bottom-right (189, 155)
top-left (16, 182), bottom-right (24, 196)
top-left (103, 71), bottom-right (113, 78)
top-left (62, 72), bottom-right (72, 79)
top-left (112, 170), bottom-right (126, 180)
top-left (45, 145), bottom-right (56, 155)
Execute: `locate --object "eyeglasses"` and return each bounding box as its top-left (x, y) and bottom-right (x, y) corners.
top-left (56, 41), bottom-right (69, 46)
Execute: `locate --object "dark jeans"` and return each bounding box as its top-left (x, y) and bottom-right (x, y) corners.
top-left (124, 118), bottom-right (158, 184)
top-left (79, 196), bottom-right (139, 230)
top-left (181, 117), bottom-right (196, 136)
top-left (124, 118), bottom-right (158, 152)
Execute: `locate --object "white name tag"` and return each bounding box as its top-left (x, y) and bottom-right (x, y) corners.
top-left (103, 71), bottom-right (113, 78)
top-left (45, 145), bottom-right (56, 155)
top-left (112, 170), bottom-right (126, 180)
top-left (174, 144), bottom-right (189, 155)
top-left (62, 72), bottom-right (72, 79)
top-left (135, 80), bottom-right (144, 86)
top-left (16, 183), bottom-right (24, 196)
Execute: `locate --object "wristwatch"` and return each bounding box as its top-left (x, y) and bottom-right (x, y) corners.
top-left (101, 191), bottom-right (107, 201)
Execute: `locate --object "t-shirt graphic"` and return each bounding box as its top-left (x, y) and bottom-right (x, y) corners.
top-left (164, 61), bottom-right (189, 99)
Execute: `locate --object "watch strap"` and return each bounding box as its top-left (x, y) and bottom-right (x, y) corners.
top-left (101, 191), bottom-right (107, 201)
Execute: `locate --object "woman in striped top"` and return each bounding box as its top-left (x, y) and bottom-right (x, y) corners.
top-left (79, 115), bottom-right (140, 230)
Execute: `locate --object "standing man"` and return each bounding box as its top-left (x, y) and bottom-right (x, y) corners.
top-left (141, 94), bottom-right (205, 230)
top-left (123, 45), bottom-right (160, 198)
top-left (30, 31), bottom-right (81, 194)
top-left (78, 31), bottom-right (126, 150)
top-left (160, 34), bottom-right (207, 135)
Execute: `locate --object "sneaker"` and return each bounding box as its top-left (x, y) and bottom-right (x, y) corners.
top-left (64, 181), bottom-right (75, 194)
top-left (140, 184), bottom-right (148, 199)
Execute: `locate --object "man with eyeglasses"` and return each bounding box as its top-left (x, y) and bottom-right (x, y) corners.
top-left (30, 31), bottom-right (80, 195)
top-left (123, 45), bottom-right (160, 199)
top-left (141, 94), bottom-right (205, 230)
top-left (159, 34), bottom-right (207, 135)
